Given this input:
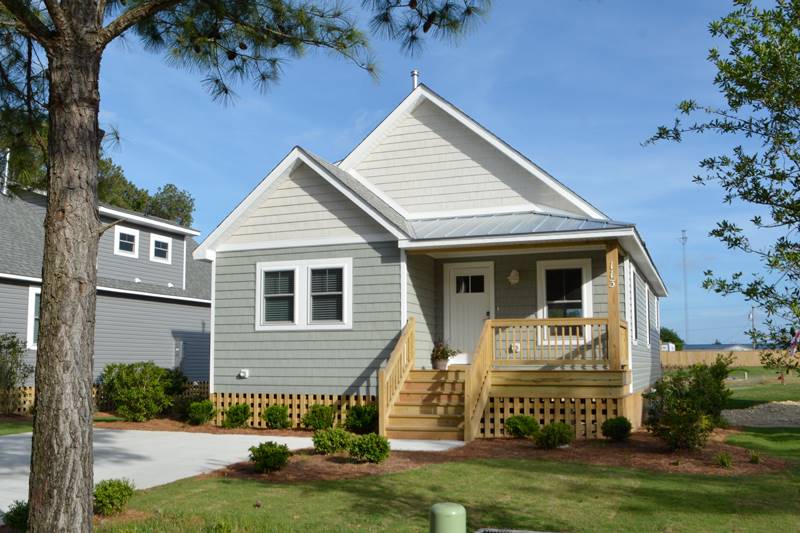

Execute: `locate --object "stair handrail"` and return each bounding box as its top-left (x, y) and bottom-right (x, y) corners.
top-left (378, 317), bottom-right (416, 436)
top-left (464, 319), bottom-right (494, 442)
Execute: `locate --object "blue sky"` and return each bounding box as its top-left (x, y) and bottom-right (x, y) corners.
top-left (98, 0), bottom-right (765, 344)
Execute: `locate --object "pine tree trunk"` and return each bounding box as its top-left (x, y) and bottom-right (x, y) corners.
top-left (27, 41), bottom-right (102, 531)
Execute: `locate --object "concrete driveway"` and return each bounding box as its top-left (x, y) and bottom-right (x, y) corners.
top-left (0, 428), bottom-right (463, 515)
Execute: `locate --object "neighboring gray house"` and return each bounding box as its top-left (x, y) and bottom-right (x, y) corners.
top-left (0, 190), bottom-right (211, 382)
top-left (195, 83), bottom-right (667, 439)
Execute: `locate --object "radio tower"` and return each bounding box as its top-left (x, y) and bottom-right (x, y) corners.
top-left (680, 230), bottom-right (689, 344)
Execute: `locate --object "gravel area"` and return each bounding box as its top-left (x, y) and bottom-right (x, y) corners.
top-left (722, 401), bottom-right (800, 427)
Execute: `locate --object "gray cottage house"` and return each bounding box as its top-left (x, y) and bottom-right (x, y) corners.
top-left (0, 190), bottom-right (212, 389)
top-left (195, 83), bottom-right (667, 440)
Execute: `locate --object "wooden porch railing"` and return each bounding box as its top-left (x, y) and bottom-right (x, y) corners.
top-left (491, 318), bottom-right (611, 366)
top-left (377, 317), bottom-right (416, 436)
top-left (464, 320), bottom-right (494, 442)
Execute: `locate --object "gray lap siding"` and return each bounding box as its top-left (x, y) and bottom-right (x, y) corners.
top-left (0, 279), bottom-right (210, 382)
top-left (213, 241), bottom-right (401, 395)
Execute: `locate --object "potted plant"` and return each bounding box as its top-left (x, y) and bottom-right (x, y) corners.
top-left (430, 342), bottom-right (458, 370)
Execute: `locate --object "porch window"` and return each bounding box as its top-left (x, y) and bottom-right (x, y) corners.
top-left (263, 270), bottom-right (295, 323)
top-left (310, 268), bottom-right (343, 322)
top-left (544, 268), bottom-right (583, 318)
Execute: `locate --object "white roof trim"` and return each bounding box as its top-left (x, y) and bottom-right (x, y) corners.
top-left (99, 206), bottom-right (200, 236)
top-left (398, 227), bottom-right (667, 297)
top-left (0, 272), bottom-right (211, 304)
top-left (338, 84), bottom-right (607, 221)
top-left (194, 148), bottom-right (406, 260)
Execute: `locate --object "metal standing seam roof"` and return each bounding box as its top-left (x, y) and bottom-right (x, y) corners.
top-left (409, 211), bottom-right (633, 240)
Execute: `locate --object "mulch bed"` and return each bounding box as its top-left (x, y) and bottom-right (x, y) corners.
top-left (205, 429), bottom-right (787, 484)
top-left (92, 415), bottom-right (314, 438)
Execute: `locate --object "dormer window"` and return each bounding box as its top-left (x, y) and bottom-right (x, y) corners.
top-left (150, 235), bottom-right (172, 264)
top-left (114, 226), bottom-right (139, 258)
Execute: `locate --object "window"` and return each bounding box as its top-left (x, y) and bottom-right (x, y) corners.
top-left (255, 258), bottom-right (352, 331)
top-left (149, 235), bottom-right (172, 264)
top-left (536, 259), bottom-right (592, 319)
top-left (310, 268), bottom-right (343, 322)
top-left (27, 286), bottom-right (41, 349)
top-left (455, 275), bottom-right (485, 294)
top-left (114, 226), bottom-right (139, 258)
top-left (263, 270), bottom-right (295, 323)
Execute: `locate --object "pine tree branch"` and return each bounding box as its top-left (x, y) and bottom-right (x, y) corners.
top-left (42, 0), bottom-right (69, 36)
top-left (0, 0), bottom-right (55, 44)
top-left (99, 0), bottom-right (182, 45)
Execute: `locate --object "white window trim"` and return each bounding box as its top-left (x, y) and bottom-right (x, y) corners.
top-left (114, 225), bottom-right (140, 258)
top-left (27, 286), bottom-right (41, 350)
top-left (535, 259), bottom-right (594, 320)
top-left (645, 284), bottom-right (651, 348)
top-left (255, 258), bottom-right (353, 331)
top-left (149, 234), bottom-right (173, 265)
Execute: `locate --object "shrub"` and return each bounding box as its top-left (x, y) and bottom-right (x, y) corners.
top-left (261, 404), bottom-right (291, 429)
top-left (171, 390), bottom-right (208, 421)
top-left (313, 427), bottom-right (353, 454)
top-left (2, 500), bottom-right (29, 531)
top-left (249, 441), bottom-right (291, 472)
top-left (344, 404), bottom-right (378, 434)
top-left (535, 422), bottom-right (574, 449)
top-left (348, 433), bottom-right (391, 463)
top-left (644, 372), bottom-right (714, 450)
top-left (187, 400), bottom-right (216, 425)
top-left (302, 404), bottom-right (335, 430)
top-left (93, 478), bottom-right (135, 516)
top-left (748, 449), bottom-right (761, 464)
top-left (601, 416), bottom-right (632, 442)
top-left (715, 451), bottom-right (732, 469)
top-left (0, 333), bottom-right (33, 414)
top-left (163, 367), bottom-right (189, 397)
top-left (98, 362), bottom-right (173, 421)
top-left (222, 403), bottom-right (252, 428)
top-left (687, 355), bottom-right (733, 424)
top-left (504, 415), bottom-right (540, 438)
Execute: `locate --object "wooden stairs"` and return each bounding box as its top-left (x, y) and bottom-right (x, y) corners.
top-left (385, 369), bottom-right (465, 440)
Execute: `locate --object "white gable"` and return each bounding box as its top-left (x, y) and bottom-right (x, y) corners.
top-left (340, 86), bottom-right (606, 220)
top-left (213, 160), bottom-right (394, 251)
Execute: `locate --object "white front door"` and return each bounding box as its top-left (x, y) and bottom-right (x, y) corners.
top-left (444, 262), bottom-right (494, 357)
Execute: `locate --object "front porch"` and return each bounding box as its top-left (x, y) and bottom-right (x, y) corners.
top-left (380, 240), bottom-right (637, 441)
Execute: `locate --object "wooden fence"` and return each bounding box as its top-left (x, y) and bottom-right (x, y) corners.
top-left (2, 381), bottom-right (209, 416)
top-left (661, 350), bottom-right (764, 367)
top-left (211, 392), bottom-right (375, 429)
top-left (478, 395), bottom-right (622, 439)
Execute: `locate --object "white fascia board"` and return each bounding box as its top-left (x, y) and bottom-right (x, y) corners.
top-left (194, 148), bottom-right (406, 261)
top-left (99, 206), bottom-right (200, 236)
top-left (398, 228), bottom-right (632, 250)
top-left (338, 85), bottom-right (606, 221)
top-left (0, 272), bottom-right (210, 304)
top-left (398, 227), bottom-right (667, 297)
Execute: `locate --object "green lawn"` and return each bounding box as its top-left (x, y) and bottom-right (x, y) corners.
top-left (0, 418), bottom-right (32, 436)
top-left (97, 458), bottom-right (800, 533)
top-left (726, 427), bottom-right (800, 462)
top-left (725, 367), bottom-right (800, 409)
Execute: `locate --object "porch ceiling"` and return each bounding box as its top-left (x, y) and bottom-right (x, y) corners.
top-left (409, 211), bottom-right (632, 240)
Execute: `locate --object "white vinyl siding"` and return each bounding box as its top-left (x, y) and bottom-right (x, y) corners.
top-left (224, 163), bottom-right (393, 245)
top-left (354, 100), bottom-right (585, 216)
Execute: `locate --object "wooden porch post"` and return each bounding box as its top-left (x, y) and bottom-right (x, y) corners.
top-left (606, 242), bottom-right (622, 370)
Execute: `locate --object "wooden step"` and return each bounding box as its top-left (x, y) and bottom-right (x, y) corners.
top-left (398, 391), bottom-right (464, 403)
top-left (402, 380), bottom-right (464, 393)
top-left (387, 414), bottom-right (464, 429)
top-left (386, 426), bottom-right (464, 440)
top-left (408, 370), bottom-right (464, 382)
top-left (392, 402), bottom-right (464, 416)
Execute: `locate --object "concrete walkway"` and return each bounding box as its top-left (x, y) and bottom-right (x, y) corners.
top-left (0, 428), bottom-right (463, 515)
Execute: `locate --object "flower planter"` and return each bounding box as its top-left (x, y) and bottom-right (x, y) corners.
top-left (432, 359), bottom-right (449, 370)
